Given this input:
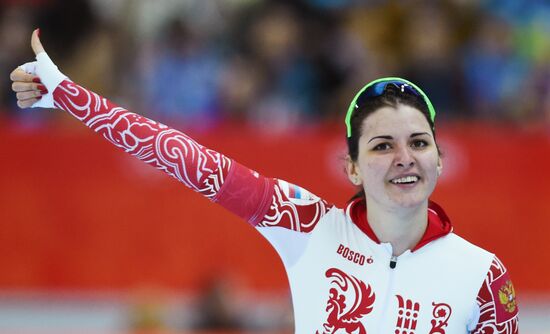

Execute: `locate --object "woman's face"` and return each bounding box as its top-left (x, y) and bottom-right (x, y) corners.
top-left (347, 104), bottom-right (442, 211)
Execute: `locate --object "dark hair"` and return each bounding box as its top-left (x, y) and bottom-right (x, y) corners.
top-left (346, 84), bottom-right (439, 200)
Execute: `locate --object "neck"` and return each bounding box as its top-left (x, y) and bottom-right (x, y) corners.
top-left (366, 200), bottom-right (428, 256)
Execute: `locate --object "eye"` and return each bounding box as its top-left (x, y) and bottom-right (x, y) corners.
top-left (411, 139), bottom-right (428, 149)
top-left (372, 142), bottom-right (392, 151)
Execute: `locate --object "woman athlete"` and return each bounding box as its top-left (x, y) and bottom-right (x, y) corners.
top-left (11, 30), bottom-right (518, 333)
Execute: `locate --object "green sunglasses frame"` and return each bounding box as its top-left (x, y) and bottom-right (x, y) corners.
top-left (345, 77), bottom-right (436, 138)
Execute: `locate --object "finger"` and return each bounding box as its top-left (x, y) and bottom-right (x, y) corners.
top-left (17, 90), bottom-right (43, 101)
top-left (31, 28), bottom-right (45, 55)
top-left (17, 97), bottom-right (41, 109)
top-left (11, 81), bottom-right (43, 92)
top-left (10, 68), bottom-right (38, 82)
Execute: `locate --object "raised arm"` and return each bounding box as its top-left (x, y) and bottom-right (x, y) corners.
top-left (10, 29), bottom-right (274, 222)
top-left (11, 30), bottom-right (332, 231)
top-left (55, 80), bottom-right (233, 198)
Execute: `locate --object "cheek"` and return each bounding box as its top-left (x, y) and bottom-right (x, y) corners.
top-left (362, 158), bottom-right (390, 182)
top-left (423, 155), bottom-right (440, 179)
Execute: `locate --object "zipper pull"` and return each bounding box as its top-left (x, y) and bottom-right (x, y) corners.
top-left (389, 255), bottom-right (397, 269)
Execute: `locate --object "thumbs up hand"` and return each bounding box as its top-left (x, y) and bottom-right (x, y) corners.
top-left (10, 29), bottom-right (68, 109)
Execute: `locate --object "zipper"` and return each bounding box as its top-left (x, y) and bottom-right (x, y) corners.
top-left (377, 253), bottom-right (398, 334)
top-left (389, 255), bottom-right (398, 269)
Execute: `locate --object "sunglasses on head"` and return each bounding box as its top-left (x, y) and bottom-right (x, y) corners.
top-left (345, 77), bottom-right (436, 138)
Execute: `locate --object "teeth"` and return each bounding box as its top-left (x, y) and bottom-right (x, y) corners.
top-left (391, 176), bottom-right (419, 184)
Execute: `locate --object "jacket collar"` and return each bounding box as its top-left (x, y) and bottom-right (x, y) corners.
top-left (346, 198), bottom-right (453, 252)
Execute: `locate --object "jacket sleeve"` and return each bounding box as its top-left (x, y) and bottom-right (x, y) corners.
top-left (52, 80), bottom-right (332, 228)
top-left (470, 256), bottom-right (519, 334)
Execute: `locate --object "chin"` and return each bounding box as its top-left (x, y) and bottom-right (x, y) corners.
top-left (392, 199), bottom-right (426, 209)
top-left (385, 182), bottom-right (435, 209)
top-left (388, 193), bottom-right (429, 209)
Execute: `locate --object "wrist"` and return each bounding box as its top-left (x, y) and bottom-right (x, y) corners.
top-left (35, 52), bottom-right (67, 92)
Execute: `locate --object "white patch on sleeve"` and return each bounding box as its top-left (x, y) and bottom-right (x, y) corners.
top-left (277, 179), bottom-right (320, 205)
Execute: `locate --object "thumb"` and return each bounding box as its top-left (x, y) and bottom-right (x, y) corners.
top-left (27, 28), bottom-right (68, 108)
top-left (31, 28), bottom-right (45, 56)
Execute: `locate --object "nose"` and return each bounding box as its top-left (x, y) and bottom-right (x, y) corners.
top-left (394, 145), bottom-right (415, 168)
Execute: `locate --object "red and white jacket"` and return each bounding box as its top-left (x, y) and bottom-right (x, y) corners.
top-left (32, 54), bottom-right (518, 333)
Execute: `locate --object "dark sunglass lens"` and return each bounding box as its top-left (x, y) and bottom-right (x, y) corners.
top-left (355, 80), bottom-right (423, 109)
top-left (371, 82), bottom-right (388, 95)
top-left (355, 82), bottom-right (388, 108)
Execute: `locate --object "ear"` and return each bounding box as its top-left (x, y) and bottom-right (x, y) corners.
top-left (437, 156), bottom-right (443, 177)
top-left (345, 155), bottom-right (362, 186)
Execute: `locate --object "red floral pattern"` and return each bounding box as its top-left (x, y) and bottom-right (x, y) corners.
top-left (54, 81), bottom-right (231, 199)
top-left (257, 181), bottom-right (331, 232)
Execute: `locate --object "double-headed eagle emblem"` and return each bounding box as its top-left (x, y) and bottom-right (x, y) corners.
top-left (498, 280), bottom-right (517, 313)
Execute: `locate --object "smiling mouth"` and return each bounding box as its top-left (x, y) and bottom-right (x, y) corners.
top-left (390, 175), bottom-right (420, 185)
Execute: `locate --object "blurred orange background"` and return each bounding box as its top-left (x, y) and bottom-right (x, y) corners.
top-left (1, 117), bottom-right (548, 296)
